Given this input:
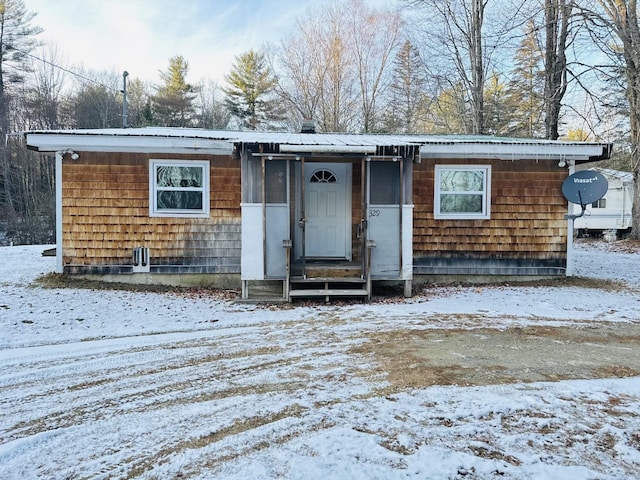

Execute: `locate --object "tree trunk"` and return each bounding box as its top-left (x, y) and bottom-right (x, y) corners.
top-left (544, 0), bottom-right (571, 140)
top-left (0, 6), bottom-right (14, 212)
top-left (611, 0), bottom-right (640, 238)
top-left (470, 0), bottom-right (485, 134)
top-left (627, 1), bottom-right (640, 238)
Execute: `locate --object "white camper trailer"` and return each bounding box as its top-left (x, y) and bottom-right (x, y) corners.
top-left (573, 168), bottom-right (633, 237)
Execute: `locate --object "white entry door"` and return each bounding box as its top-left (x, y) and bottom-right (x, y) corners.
top-left (305, 163), bottom-right (351, 258)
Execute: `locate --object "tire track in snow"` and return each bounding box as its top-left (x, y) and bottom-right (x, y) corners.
top-left (1, 317), bottom-right (370, 459)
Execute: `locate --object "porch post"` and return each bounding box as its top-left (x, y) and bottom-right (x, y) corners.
top-left (361, 156), bottom-right (367, 279)
top-left (262, 156), bottom-right (267, 279)
top-left (300, 156), bottom-right (306, 278)
top-left (55, 152), bottom-right (63, 273)
top-left (399, 157), bottom-right (404, 277)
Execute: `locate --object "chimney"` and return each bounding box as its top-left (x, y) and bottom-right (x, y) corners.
top-left (301, 118), bottom-right (316, 134)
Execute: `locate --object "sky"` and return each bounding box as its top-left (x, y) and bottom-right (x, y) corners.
top-left (24, 0), bottom-right (382, 87)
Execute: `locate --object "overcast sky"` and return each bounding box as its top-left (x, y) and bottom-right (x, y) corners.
top-left (25, 0), bottom-right (382, 87)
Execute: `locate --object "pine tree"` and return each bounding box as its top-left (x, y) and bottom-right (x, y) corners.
top-left (483, 72), bottom-right (511, 136)
top-left (151, 55), bottom-right (197, 127)
top-left (223, 50), bottom-right (284, 131)
top-left (383, 40), bottom-right (430, 133)
top-left (428, 83), bottom-right (471, 134)
top-left (0, 0), bottom-right (41, 216)
top-left (506, 22), bottom-right (545, 138)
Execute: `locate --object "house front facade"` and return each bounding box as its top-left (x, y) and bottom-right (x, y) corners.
top-left (24, 128), bottom-right (612, 300)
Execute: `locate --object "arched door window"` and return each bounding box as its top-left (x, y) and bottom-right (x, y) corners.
top-left (310, 169), bottom-right (338, 183)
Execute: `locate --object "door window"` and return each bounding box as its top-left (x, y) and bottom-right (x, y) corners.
top-left (370, 162), bottom-right (400, 205)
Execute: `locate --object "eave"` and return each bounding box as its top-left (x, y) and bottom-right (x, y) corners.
top-left (23, 128), bottom-right (613, 163)
top-left (24, 130), bottom-right (235, 155)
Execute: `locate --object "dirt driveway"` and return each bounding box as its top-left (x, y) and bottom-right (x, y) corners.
top-left (354, 322), bottom-right (640, 392)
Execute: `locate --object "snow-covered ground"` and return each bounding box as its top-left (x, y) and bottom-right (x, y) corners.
top-left (1, 242), bottom-right (639, 479)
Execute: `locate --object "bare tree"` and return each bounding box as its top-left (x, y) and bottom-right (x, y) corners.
top-left (583, 0), bottom-right (640, 237)
top-left (406, 0), bottom-right (488, 134)
top-left (346, 0), bottom-right (403, 132)
top-left (405, 0), bottom-right (539, 135)
top-left (275, 0), bottom-right (402, 133)
top-left (195, 80), bottom-right (230, 130)
top-left (22, 44), bottom-right (67, 130)
top-left (544, 0), bottom-right (575, 139)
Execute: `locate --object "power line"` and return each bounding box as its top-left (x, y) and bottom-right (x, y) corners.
top-left (5, 42), bottom-right (121, 93)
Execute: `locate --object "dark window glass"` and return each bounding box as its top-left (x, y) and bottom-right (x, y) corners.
top-left (266, 160), bottom-right (287, 203)
top-left (310, 169), bottom-right (337, 183)
top-left (370, 161), bottom-right (400, 204)
top-left (157, 191), bottom-right (203, 210)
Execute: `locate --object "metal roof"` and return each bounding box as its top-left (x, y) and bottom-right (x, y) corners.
top-left (23, 127), bottom-right (613, 162)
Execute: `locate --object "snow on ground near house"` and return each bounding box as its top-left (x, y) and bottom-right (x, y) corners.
top-left (1, 242), bottom-right (640, 479)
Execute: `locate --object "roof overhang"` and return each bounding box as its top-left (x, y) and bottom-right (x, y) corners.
top-left (22, 128), bottom-right (612, 164)
top-left (24, 129), bottom-right (235, 155)
top-left (419, 139), bottom-right (612, 163)
top-left (278, 144), bottom-right (378, 154)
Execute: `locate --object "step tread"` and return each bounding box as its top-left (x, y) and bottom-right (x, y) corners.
top-left (289, 289), bottom-right (369, 297)
top-left (290, 276), bottom-right (365, 283)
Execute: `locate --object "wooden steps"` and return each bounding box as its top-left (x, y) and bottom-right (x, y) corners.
top-left (288, 275), bottom-right (369, 301)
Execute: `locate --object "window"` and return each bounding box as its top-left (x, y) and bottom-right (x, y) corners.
top-left (310, 169), bottom-right (337, 183)
top-left (434, 165), bottom-right (491, 219)
top-left (266, 160), bottom-right (287, 204)
top-left (592, 198), bottom-right (606, 208)
top-left (150, 160), bottom-right (210, 217)
top-left (370, 161), bottom-right (400, 205)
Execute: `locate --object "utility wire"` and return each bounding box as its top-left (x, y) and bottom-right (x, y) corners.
top-left (4, 42), bottom-right (122, 93)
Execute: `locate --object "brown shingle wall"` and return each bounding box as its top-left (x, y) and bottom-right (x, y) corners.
top-left (62, 153), bottom-right (241, 269)
top-left (413, 158), bottom-right (568, 261)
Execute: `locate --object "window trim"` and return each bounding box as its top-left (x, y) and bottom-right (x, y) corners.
top-left (149, 159), bottom-right (210, 218)
top-left (434, 164), bottom-right (491, 220)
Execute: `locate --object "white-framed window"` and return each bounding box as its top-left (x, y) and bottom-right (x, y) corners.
top-left (434, 165), bottom-right (491, 219)
top-left (149, 160), bottom-right (210, 218)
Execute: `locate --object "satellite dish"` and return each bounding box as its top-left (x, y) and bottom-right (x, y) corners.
top-left (562, 170), bottom-right (608, 206)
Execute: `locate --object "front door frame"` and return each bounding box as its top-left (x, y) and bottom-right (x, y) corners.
top-left (295, 160), bottom-right (352, 262)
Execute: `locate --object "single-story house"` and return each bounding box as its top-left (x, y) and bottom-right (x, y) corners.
top-left (24, 127), bottom-right (612, 301)
top-left (573, 167), bottom-right (633, 238)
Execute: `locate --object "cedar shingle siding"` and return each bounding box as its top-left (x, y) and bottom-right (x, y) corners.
top-left (413, 158), bottom-right (568, 275)
top-left (62, 153), bottom-right (241, 274)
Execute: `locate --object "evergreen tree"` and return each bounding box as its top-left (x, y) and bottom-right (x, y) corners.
top-left (223, 49), bottom-right (284, 130)
top-left (427, 83), bottom-right (471, 134)
top-left (383, 40), bottom-right (430, 133)
top-left (483, 72), bottom-right (511, 136)
top-left (0, 0), bottom-right (41, 220)
top-left (506, 22), bottom-right (545, 138)
top-left (125, 78), bottom-right (153, 127)
top-left (151, 55), bottom-right (197, 127)
top-left (73, 83), bottom-right (121, 129)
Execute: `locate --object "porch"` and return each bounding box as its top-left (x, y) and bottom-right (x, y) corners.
top-left (237, 138), bottom-right (416, 302)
